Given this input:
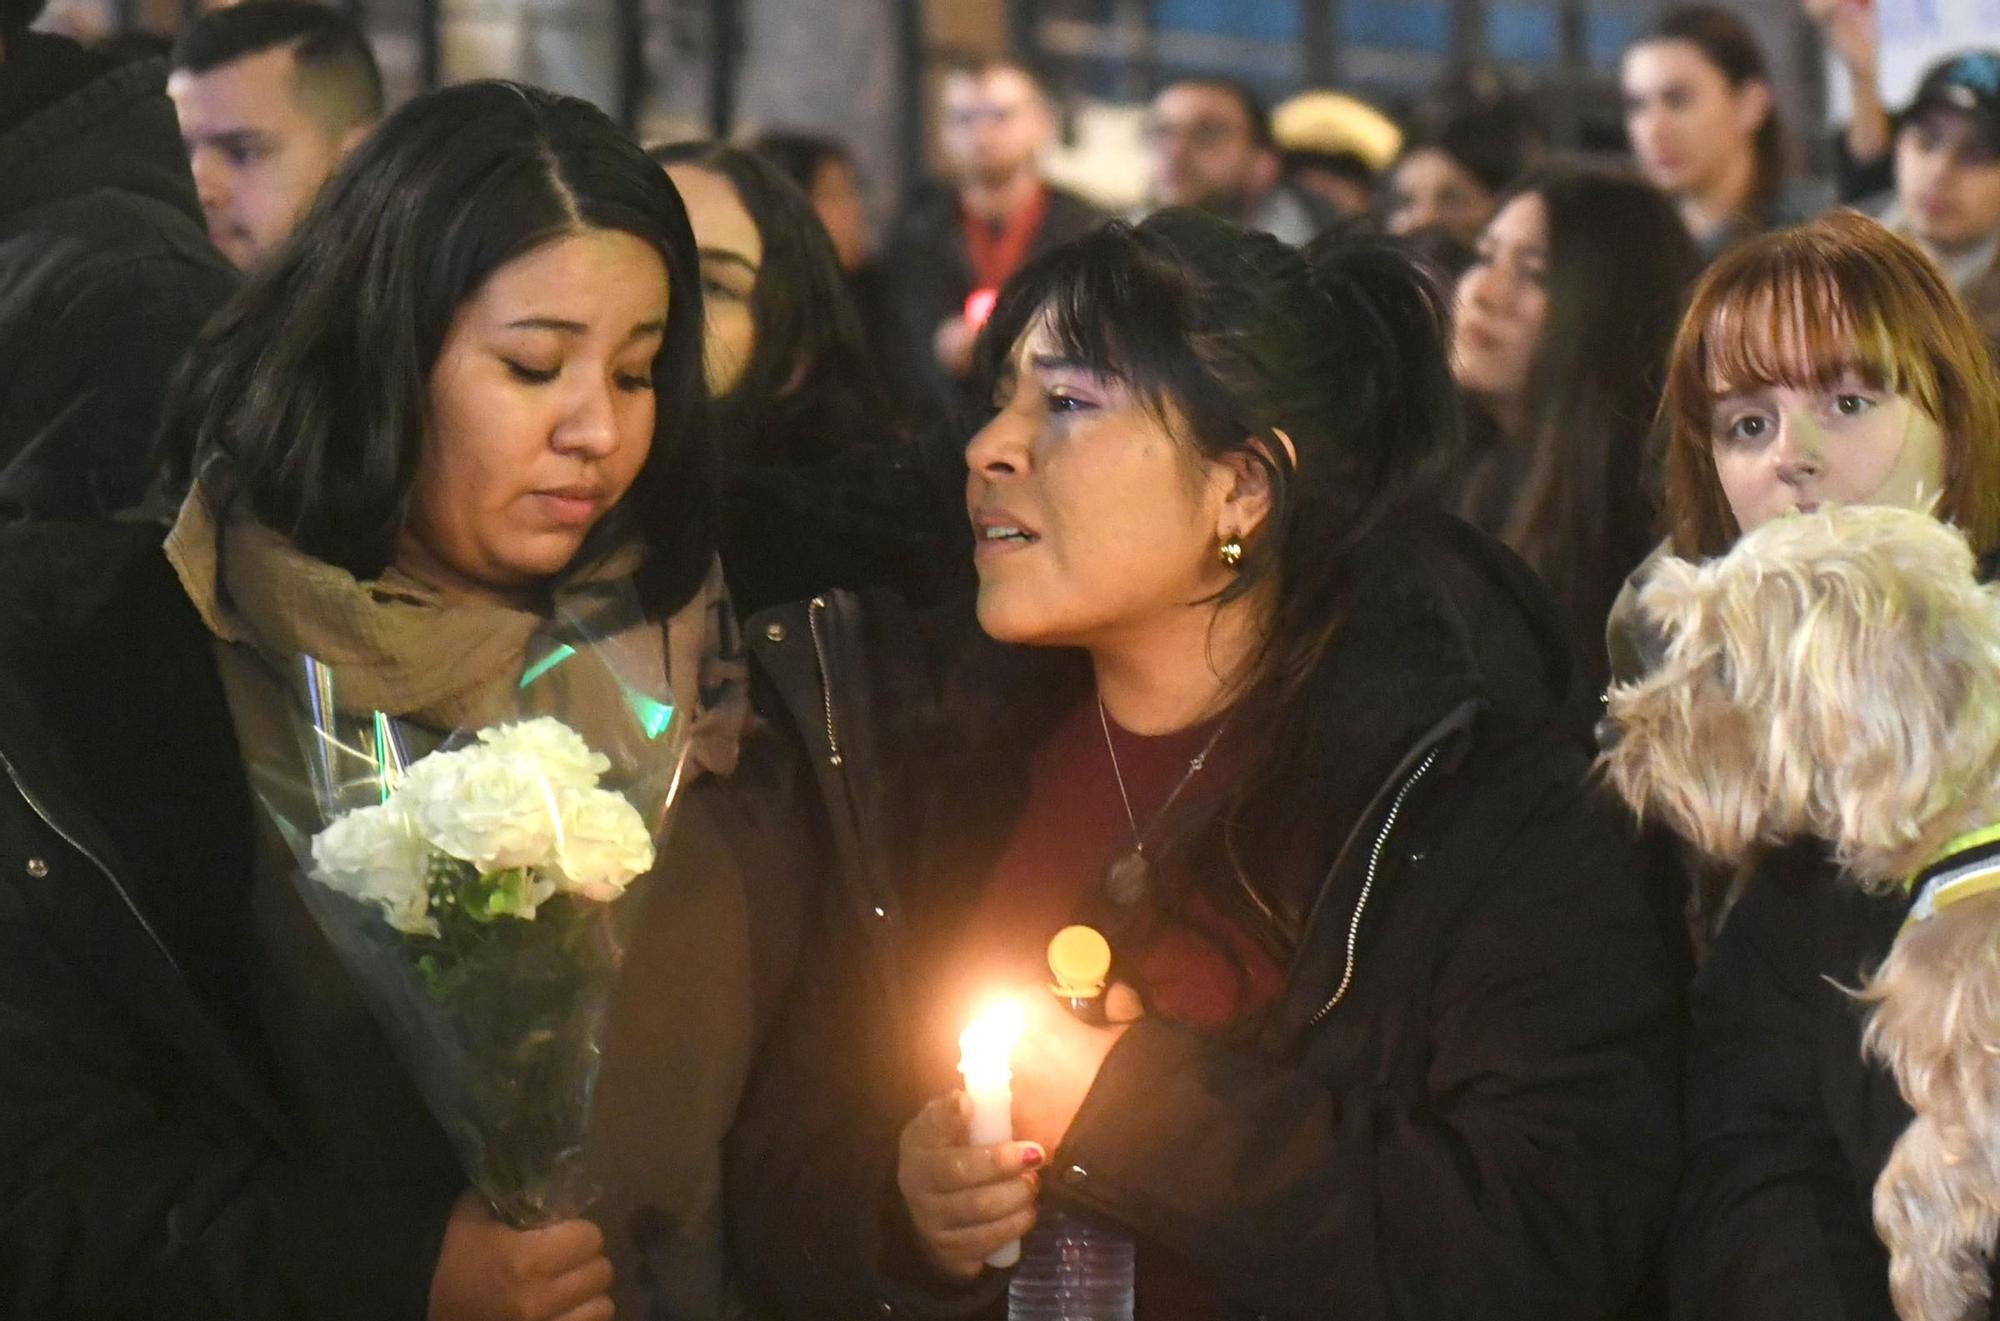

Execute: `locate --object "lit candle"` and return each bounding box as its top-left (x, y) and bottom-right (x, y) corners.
top-left (958, 998), bottom-right (1026, 1269)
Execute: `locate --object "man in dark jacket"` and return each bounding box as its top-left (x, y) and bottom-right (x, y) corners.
top-left (0, 0), bottom-right (236, 520)
top-left (883, 59), bottom-right (1102, 434)
top-left (1142, 78), bottom-right (1340, 247)
top-left (1876, 51), bottom-right (2000, 354)
top-left (168, 1), bottom-right (382, 271)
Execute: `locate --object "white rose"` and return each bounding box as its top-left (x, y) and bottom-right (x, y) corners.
top-left (308, 802), bottom-right (437, 936)
top-left (474, 718), bottom-right (608, 790)
top-left (402, 745), bottom-right (562, 872)
top-left (547, 786), bottom-right (655, 901)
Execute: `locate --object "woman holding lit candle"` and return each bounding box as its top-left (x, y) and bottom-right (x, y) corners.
top-left (728, 210), bottom-right (1680, 1318)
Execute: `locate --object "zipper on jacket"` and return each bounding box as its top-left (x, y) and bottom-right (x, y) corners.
top-left (806, 596), bottom-right (844, 769)
top-left (0, 747), bottom-right (186, 981)
top-left (1309, 746), bottom-right (1440, 1027)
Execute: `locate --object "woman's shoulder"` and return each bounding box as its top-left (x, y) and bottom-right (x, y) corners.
top-left (0, 519), bottom-right (183, 661)
top-left (1768, 176), bottom-right (1839, 230)
top-left (1346, 510), bottom-right (1587, 729)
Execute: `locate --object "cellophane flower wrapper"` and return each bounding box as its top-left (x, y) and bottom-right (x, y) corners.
top-left (254, 587), bottom-right (692, 1228)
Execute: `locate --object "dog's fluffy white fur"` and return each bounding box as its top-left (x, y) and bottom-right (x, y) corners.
top-left (1602, 506), bottom-right (2000, 1321)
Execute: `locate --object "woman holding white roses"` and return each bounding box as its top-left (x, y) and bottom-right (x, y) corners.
top-left (0, 81), bottom-right (781, 1321)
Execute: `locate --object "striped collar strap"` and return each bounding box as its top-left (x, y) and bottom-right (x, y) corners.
top-left (1905, 823), bottom-right (2000, 928)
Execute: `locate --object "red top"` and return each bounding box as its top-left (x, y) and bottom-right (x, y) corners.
top-left (952, 698), bottom-right (1286, 1319)
top-left (960, 184), bottom-right (1051, 304)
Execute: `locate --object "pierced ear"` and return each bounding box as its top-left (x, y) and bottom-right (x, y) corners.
top-left (1735, 79), bottom-right (1773, 139)
top-left (1216, 430), bottom-right (1292, 541)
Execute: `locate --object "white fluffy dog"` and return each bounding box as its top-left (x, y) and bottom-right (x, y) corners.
top-left (1602, 505), bottom-right (2000, 1321)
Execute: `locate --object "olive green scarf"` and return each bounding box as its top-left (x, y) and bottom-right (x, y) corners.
top-left (166, 487), bottom-right (748, 778)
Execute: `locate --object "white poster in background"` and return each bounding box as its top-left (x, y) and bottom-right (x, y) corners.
top-left (1828, 0), bottom-right (2000, 118)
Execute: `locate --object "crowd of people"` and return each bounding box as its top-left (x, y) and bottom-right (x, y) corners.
top-left (4, 0), bottom-right (2000, 1317)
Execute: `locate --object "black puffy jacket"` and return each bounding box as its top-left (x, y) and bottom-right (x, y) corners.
top-left (0, 523), bottom-right (806, 1320)
top-left (727, 512), bottom-right (1683, 1320)
top-left (1667, 840), bottom-right (1977, 1321)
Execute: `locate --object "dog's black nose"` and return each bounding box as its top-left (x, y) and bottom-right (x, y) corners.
top-left (1594, 696), bottom-right (1624, 753)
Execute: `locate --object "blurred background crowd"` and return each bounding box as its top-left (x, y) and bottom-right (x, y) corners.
top-left (10, 0), bottom-right (1998, 696)
top-left (7, 2), bottom-right (2000, 1316)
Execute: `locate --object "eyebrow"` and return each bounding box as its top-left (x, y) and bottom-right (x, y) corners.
top-left (1027, 352), bottom-right (1092, 375)
top-left (699, 247), bottom-right (759, 274)
top-left (190, 129), bottom-right (271, 150)
top-left (1709, 386), bottom-right (1769, 405)
top-left (505, 317), bottom-right (668, 342)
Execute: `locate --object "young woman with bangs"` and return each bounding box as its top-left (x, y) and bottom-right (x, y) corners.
top-left (726, 210), bottom-right (1680, 1319)
top-left (1636, 210), bottom-right (2000, 1321)
top-left (1610, 210), bottom-right (2000, 682)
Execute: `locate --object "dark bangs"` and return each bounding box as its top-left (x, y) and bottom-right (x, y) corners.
top-left (975, 221), bottom-right (1242, 445)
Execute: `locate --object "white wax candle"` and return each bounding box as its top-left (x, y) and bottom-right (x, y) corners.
top-left (958, 1000), bottom-right (1025, 1270)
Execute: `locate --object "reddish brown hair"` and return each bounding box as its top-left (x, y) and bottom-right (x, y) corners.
top-left (1663, 210), bottom-right (2000, 557)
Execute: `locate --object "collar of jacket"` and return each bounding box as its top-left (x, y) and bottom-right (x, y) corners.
top-left (0, 33), bottom-right (206, 230)
top-left (0, 520), bottom-right (292, 1144)
top-left (748, 511), bottom-right (1583, 1000)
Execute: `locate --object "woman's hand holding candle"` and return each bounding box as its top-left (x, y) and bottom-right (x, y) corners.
top-left (897, 1093), bottom-right (1046, 1282)
top-left (895, 977), bottom-right (1142, 1282)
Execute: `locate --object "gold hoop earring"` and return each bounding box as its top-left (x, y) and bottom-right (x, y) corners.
top-left (1218, 536), bottom-right (1244, 569)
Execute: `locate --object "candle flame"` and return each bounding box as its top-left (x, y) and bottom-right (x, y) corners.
top-left (958, 997), bottom-right (1024, 1091)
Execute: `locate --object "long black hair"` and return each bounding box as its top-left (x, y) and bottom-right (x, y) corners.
top-left (970, 210), bottom-right (1459, 966)
top-left (748, 130), bottom-right (852, 199)
top-left (978, 210), bottom-right (1459, 713)
top-left (648, 140), bottom-right (897, 456)
top-left (1470, 169), bottom-right (1700, 692)
top-left (161, 80), bottom-right (715, 616)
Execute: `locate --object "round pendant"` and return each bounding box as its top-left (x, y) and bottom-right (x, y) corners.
top-left (1104, 848), bottom-right (1153, 906)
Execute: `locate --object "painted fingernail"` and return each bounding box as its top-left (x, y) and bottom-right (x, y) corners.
top-left (1021, 1146), bottom-right (1046, 1169)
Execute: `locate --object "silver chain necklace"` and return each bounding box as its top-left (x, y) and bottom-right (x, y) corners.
top-left (1096, 696), bottom-right (1230, 906)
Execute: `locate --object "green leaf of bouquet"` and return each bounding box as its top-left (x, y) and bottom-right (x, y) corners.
top-left (468, 867), bottom-right (540, 922)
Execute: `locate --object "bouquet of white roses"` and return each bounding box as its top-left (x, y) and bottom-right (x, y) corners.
top-left (260, 611), bottom-right (692, 1228)
top-left (310, 717), bottom-right (657, 946)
